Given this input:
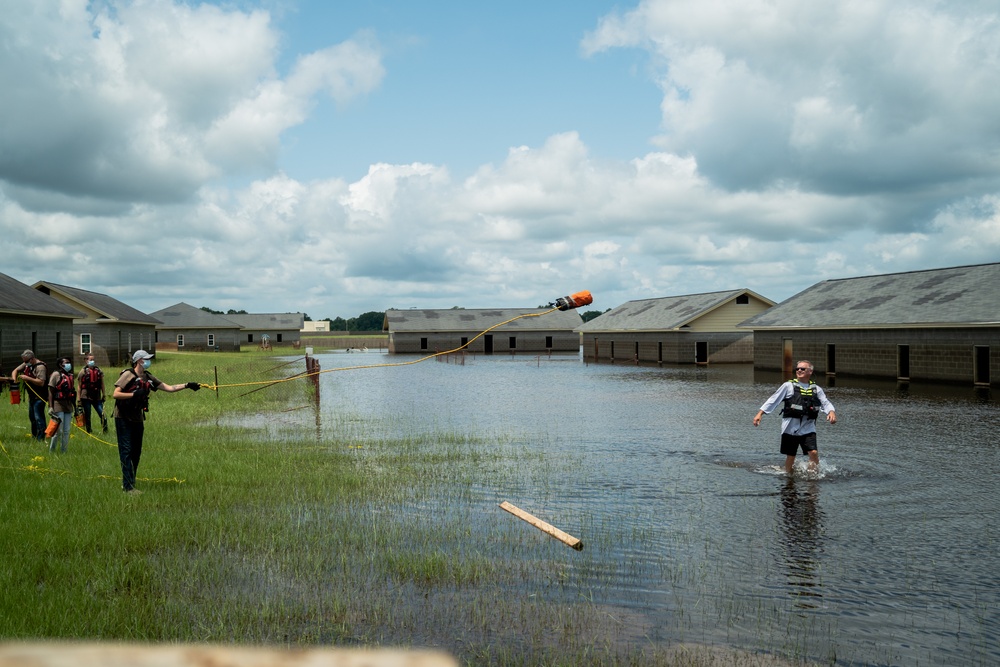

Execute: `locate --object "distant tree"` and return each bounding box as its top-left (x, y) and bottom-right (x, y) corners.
top-left (352, 311), bottom-right (385, 332)
top-left (200, 306), bottom-right (223, 314)
top-left (330, 316), bottom-right (348, 331)
top-left (303, 313), bottom-right (312, 321)
top-left (580, 309), bottom-right (609, 323)
top-left (226, 308), bottom-right (248, 315)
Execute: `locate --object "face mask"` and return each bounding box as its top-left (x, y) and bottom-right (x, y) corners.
top-left (142, 359), bottom-right (151, 370)
top-left (63, 363), bottom-right (72, 372)
top-left (87, 360), bottom-right (95, 367)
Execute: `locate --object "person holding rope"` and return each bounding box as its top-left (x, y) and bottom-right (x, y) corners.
top-left (112, 350), bottom-right (200, 495)
top-left (11, 350), bottom-right (48, 441)
top-left (47, 357), bottom-right (77, 453)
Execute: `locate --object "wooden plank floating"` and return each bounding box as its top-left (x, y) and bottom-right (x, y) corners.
top-left (499, 501), bottom-right (583, 551)
top-left (0, 642), bottom-right (458, 667)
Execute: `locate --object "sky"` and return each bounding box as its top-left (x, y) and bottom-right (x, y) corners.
top-left (2, 0), bottom-right (1000, 320)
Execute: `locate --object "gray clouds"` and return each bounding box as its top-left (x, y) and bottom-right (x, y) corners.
top-left (1, 0), bottom-right (999, 319)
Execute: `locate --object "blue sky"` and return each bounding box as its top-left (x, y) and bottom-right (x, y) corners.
top-left (277, 2), bottom-right (661, 180)
top-left (2, 0), bottom-right (999, 319)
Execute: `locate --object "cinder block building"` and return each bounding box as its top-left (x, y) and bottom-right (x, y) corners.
top-left (0, 273), bottom-right (83, 370)
top-left (149, 302), bottom-right (242, 352)
top-left (384, 308), bottom-right (583, 355)
top-left (225, 313), bottom-right (304, 349)
top-left (32, 281), bottom-right (161, 367)
top-left (739, 263), bottom-right (1000, 386)
top-left (576, 289), bottom-right (775, 364)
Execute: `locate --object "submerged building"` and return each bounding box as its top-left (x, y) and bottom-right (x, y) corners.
top-left (384, 308), bottom-right (583, 355)
top-left (739, 262), bottom-right (1000, 385)
top-left (576, 289), bottom-right (775, 364)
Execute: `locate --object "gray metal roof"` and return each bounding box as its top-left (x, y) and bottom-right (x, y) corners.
top-left (385, 308), bottom-right (583, 332)
top-left (740, 263), bottom-right (1000, 329)
top-left (0, 273), bottom-right (85, 319)
top-left (33, 281), bottom-right (161, 325)
top-left (149, 302), bottom-right (242, 329)
top-left (225, 313), bottom-right (304, 331)
top-left (576, 289), bottom-right (774, 332)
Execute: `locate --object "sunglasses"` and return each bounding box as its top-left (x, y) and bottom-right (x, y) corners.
top-left (795, 367), bottom-right (812, 372)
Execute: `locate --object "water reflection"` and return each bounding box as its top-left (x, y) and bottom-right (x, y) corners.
top-left (778, 477), bottom-right (824, 609)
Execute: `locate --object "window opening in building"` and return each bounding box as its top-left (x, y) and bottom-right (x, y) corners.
top-left (420, 337), bottom-right (428, 351)
top-left (509, 336), bottom-right (517, 350)
top-left (658, 341), bottom-right (663, 364)
top-left (277, 334), bottom-right (283, 343)
top-left (461, 337), bottom-right (468, 347)
top-left (177, 334), bottom-right (185, 348)
top-left (81, 333), bottom-right (92, 355)
top-left (736, 294), bottom-right (749, 304)
top-left (484, 335), bottom-right (494, 355)
top-left (545, 336), bottom-right (552, 349)
top-left (696, 341), bottom-right (708, 364)
top-left (248, 334), bottom-right (254, 343)
top-left (826, 344), bottom-right (836, 375)
top-left (207, 334), bottom-right (215, 347)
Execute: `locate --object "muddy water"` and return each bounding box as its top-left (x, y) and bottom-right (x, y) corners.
top-left (307, 351), bottom-right (999, 666)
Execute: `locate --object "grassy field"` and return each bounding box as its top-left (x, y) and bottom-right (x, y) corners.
top-left (0, 351), bottom-right (806, 666)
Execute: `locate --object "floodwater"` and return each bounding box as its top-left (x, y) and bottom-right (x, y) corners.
top-left (304, 351), bottom-right (999, 665)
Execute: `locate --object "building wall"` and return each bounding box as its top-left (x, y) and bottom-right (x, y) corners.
top-left (389, 330), bottom-right (580, 354)
top-left (753, 328), bottom-right (1000, 385)
top-left (0, 314), bottom-right (76, 370)
top-left (239, 329), bottom-right (302, 347)
top-left (74, 324), bottom-right (159, 367)
top-left (687, 298), bottom-right (772, 332)
top-left (580, 331), bottom-right (754, 364)
top-left (155, 328), bottom-right (242, 353)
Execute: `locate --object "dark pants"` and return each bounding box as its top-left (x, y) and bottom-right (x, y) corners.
top-left (115, 417), bottom-right (145, 491)
top-left (82, 399), bottom-right (106, 432)
top-left (28, 397), bottom-right (46, 441)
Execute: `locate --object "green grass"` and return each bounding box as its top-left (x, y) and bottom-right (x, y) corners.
top-left (0, 351), bottom-right (813, 666)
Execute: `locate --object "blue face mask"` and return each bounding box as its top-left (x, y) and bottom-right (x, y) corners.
top-left (63, 363), bottom-right (72, 372)
top-left (87, 360), bottom-right (95, 367)
top-left (142, 359), bottom-right (151, 370)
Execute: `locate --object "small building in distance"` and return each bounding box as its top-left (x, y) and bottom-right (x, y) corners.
top-left (149, 302), bottom-right (242, 352)
top-left (301, 320), bottom-right (330, 333)
top-left (32, 281), bottom-right (161, 367)
top-left (0, 273), bottom-right (84, 369)
top-left (225, 313), bottom-right (305, 349)
top-left (739, 262), bottom-right (1000, 386)
top-left (384, 308), bottom-right (583, 355)
top-left (576, 289), bottom-right (775, 364)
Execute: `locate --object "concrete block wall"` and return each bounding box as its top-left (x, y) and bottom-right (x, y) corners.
top-left (0, 314), bottom-right (76, 370)
top-left (753, 328), bottom-right (1000, 385)
top-left (582, 332), bottom-right (754, 364)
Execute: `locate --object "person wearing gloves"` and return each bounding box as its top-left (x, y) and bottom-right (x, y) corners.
top-left (47, 357), bottom-right (78, 453)
top-left (112, 350), bottom-right (200, 495)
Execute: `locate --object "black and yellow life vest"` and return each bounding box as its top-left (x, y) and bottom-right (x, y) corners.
top-left (782, 381), bottom-right (821, 420)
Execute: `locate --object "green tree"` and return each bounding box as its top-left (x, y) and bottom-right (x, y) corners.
top-left (580, 309), bottom-right (609, 323)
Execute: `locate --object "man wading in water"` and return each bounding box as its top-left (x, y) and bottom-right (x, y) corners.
top-left (753, 360), bottom-right (836, 475)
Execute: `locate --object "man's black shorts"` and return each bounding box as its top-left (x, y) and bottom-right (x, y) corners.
top-left (780, 432), bottom-right (817, 456)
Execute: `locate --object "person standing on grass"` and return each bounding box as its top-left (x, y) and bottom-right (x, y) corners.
top-left (47, 357), bottom-right (77, 453)
top-left (77, 353), bottom-right (107, 433)
top-left (753, 360), bottom-right (837, 476)
top-left (112, 350), bottom-right (201, 495)
top-left (11, 350), bottom-right (48, 441)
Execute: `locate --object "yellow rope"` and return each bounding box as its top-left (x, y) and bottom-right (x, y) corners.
top-left (200, 307), bottom-right (561, 390)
